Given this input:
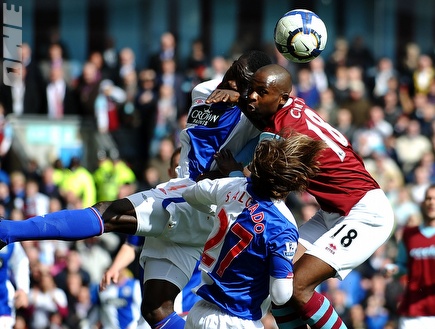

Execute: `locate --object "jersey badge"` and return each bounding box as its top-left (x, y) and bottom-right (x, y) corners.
top-left (284, 241), bottom-right (297, 259)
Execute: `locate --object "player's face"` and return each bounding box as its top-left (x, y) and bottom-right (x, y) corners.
top-left (423, 187), bottom-right (435, 224)
top-left (246, 70), bottom-right (287, 124)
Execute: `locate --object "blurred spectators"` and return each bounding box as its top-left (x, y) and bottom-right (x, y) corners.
top-left (74, 236), bottom-right (119, 285)
top-left (395, 119), bottom-right (432, 181)
top-left (23, 178), bottom-right (49, 219)
top-left (134, 69), bottom-right (159, 173)
top-left (186, 38), bottom-right (210, 84)
top-left (39, 43), bottom-right (74, 87)
top-left (147, 136), bottom-right (175, 184)
top-left (59, 157), bottom-right (96, 208)
top-left (93, 152), bottom-right (136, 202)
top-left (75, 61), bottom-right (102, 119)
top-left (148, 32), bottom-right (179, 74)
top-left (310, 56), bottom-right (329, 93)
top-left (28, 265), bottom-right (69, 329)
top-left (293, 67), bottom-right (320, 108)
top-left (383, 184), bottom-right (435, 329)
top-left (0, 28), bottom-right (435, 329)
top-left (413, 54), bottom-right (435, 96)
top-left (88, 268), bottom-right (142, 329)
top-left (45, 65), bottom-right (79, 119)
top-left (342, 79), bottom-right (372, 129)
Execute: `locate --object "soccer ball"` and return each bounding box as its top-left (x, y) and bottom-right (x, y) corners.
top-left (274, 9), bottom-right (328, 63)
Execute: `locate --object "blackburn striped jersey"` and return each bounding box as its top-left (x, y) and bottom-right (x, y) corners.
top-left (0, 242), bottom-right (29, 319)
top-left (263, 97), bottom-right (380, 215)
top-left (177, 80), bottom-right (260, 181)
top-left (184, 177), bottom-right (298, 321)
top-left (397, 225), bottom-right (435, 316)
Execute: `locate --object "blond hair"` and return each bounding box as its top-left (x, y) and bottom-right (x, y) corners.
top-left (250, 133), bottom-right (325, 199)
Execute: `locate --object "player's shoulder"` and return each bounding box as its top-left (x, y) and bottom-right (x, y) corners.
top-left (191, 78), bottom-right (222, 105)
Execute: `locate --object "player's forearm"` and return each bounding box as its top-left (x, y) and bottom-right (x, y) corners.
top-left (110, 243), bottom-right (137, 270)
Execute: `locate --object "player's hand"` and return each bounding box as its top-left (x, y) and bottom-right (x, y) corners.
top-left (214, 149), bottom-right (243, 176)
top-left (100, 267), bottom-right (120, 291)
top-left (14, 289), bottom-right (29, 309)
top-left (196, 170), bottom-right (225, 182)
top-left (206, 89), bottom-right (240, 104)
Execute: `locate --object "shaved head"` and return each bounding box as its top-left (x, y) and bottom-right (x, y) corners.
top-left (245, 64), bottom-right (294, 129)
top-left (253, 64), bottom-right (292, 94)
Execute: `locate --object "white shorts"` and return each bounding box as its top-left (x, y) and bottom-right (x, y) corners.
top-left (140, 237), bottom-right (202, 287)
top-left (185, 300), bottom-right (264, 329)
top-left (399, 316), bottom-right (435, 329)
top-left (299, 189), bottom-right (395, 280)
top-left (142, 256), bottom-right (190, 291)
top-left (127, 178), bottom-right (213, 247)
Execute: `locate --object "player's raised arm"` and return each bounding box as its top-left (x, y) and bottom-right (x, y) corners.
top-left (205, 88), bottom-right (240, 104)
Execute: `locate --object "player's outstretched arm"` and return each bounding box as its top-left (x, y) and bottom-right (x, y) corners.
top-left (100, 242), bottom-right (136, 291)
top-left (205, 89), bottom-right (240, 104)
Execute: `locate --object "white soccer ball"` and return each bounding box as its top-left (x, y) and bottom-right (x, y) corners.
top-left (274, 9), bottom-right (328, 63)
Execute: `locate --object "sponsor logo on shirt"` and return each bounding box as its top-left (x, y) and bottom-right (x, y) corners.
top-left (410, 245), bottom-right (435, 259)
top-left (284, 241), bottom-right (297, 259)
top-left (187, 104), bottom-right (223, 127)
top-left (325, 243), bottom-right (337, 254)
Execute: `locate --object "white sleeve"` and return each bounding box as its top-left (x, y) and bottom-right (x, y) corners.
top-left (190, 78), bottom-right (222, 106)
top-left (269, 277), bottom-right (293, 306)
top-left (9, 243), bottom-right (30, 294)
top-left (182, 179), bottom-right (218, 214)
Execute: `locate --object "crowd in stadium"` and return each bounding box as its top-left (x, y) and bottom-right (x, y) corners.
top-left (0, 30), bottom-right (435, 329)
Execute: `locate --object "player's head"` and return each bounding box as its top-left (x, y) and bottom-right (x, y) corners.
top-left (219, 50), bottom-right (272, 98)
top-left (422, 184), bottom-right (435, 226)
top-left (245, 64), bottom-right (293, 130)
top-left (250, 133), bottom-right (325, 199)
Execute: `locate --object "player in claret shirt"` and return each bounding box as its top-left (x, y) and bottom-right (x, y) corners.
top-left (183, 134), bottom-right (326, 329)
top-left (245, 64), bottom-right (395, 329)
top-left (206, 63), bottom-right (395, 329)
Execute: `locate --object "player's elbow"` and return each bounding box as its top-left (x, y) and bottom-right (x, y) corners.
top-left (270, 277), bottom-right (293, 306)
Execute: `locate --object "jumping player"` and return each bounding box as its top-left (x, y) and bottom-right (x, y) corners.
top-left (183, 134), bottom-right (326, 329)
top-left (243, 64), bottom-right (395, 329)
top-left (205, 63), bottom-right (395, 328)
top-left (0, 50), bottom-right (272, 329)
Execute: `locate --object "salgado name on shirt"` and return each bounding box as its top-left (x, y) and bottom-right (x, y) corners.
top-left (187, 105), bottom-right (223, 127)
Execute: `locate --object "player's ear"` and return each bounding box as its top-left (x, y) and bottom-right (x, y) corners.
top-left (280, 93), bottom-right (289, 104)
top-left (228, 80), bottom-right (237, 91)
